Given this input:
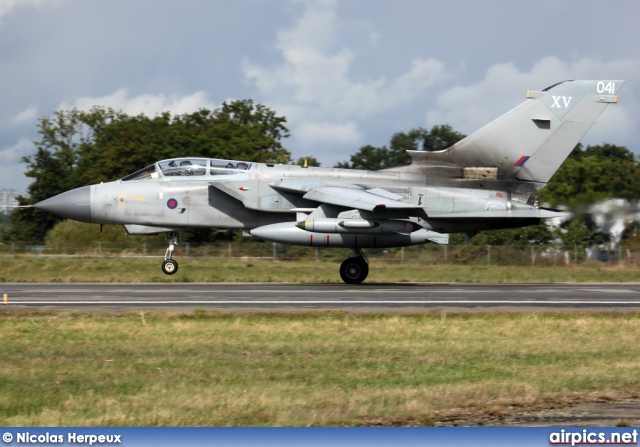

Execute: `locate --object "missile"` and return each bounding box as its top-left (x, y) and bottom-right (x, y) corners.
top-left (294, 218), bottom-right (419, 234)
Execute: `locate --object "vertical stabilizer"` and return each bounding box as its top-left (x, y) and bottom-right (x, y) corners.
top-left (512, 80), bottom-right (623, 182)
top-left (407, 80), bottom-right (625, 185)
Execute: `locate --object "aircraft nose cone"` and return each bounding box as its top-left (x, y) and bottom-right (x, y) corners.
top-left (34, 186), bottom-right (93, 223)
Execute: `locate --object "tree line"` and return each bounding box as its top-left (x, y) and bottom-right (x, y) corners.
top-left (2, 100), bottom-right (639, 248)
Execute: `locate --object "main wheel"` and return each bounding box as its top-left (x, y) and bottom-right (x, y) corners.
top-left (162, 259), bottom-right (179, 275)
top-left (339, 257), bottom-right (369, 284)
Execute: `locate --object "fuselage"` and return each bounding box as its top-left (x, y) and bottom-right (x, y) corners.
top-left (41, 157), bottom-right (534, 232)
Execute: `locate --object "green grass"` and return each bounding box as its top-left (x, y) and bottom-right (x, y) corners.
top-left (2, 257), bottom-right (640, 283)
top-left (1, 311), bottom-right (640, 426)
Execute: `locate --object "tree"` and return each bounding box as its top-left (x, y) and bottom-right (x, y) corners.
top-left (540, 144), bottom-right (640, 206)
top-left (582, 143), bottom-right (635, 162)
top-left (0, 212), bottom-right (10, 241)
top-left (295, 156), bottom-right (322, 167)
top-left (335, 145), bottom-right (397, 170)
top-left (620, 222), bottom-right (640, 248)
top-left (336, 125), bottom-right (466, 170)
top-left (44, 220), bottom-right (165, 253)
top-left (78, 100), bottom-right (291, 184)
top-left (556, 218), bottom-right (608, 248)
top-left (465, 222), bottom-right (557, 247)
top-left (421, 124), bottom-right (466, 152)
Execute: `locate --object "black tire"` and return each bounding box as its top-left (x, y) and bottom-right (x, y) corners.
top-left (339, 257), bottom-right (369, 284)
top-left (162, 259), bottom-right (179, 275)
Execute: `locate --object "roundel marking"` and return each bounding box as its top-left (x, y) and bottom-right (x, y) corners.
top-left (167, 198), bottom-right (178, 209)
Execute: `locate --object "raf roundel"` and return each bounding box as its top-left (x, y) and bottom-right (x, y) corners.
top-left (167, 198), bottom-right (178, 209)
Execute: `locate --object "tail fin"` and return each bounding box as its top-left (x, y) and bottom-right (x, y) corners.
top-left (408, 80), bottom-right (625, 184)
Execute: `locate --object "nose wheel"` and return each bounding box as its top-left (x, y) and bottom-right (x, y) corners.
top-left (339, 250), bottom-right (369, 284)
top-left (162, 231), bottom-right (180, 275)
top-left (162, 259), bottom-right (178, 275)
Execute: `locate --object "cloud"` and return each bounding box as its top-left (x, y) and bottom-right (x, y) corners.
top-left (0, 138), bottom-right (32, 163)
top-left (295, 121), bottom-right (361, 147)
top-left (242, 0), bottom-right (447, 152)
top-left (12, 105), bottom-right (38, 125)
top-left (0, 0), bottom-right (66, 26)
top-left (426, 56), bottom-right (640, 146)
top-left (59, 89), bottom-right (218, 117)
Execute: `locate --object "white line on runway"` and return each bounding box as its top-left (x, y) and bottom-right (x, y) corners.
top-left (12, 288), bottom-right (639, 295)
top-left (8, 300), bottom-right (640, 305)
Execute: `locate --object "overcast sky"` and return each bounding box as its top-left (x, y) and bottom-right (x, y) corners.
top-left (1, 0), bottom-right (639, 194)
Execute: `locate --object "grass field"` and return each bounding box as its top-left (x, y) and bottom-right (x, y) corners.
top-left (2, 257), bottom-right (640, 283)
top-left (1, 311), bottom-right (639, 426)
top-left (2, 257), bottom-right (639, 426)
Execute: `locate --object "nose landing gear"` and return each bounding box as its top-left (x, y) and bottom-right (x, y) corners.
top-left (339, 249), bottom-right (369, 284)
top-left (161, 231), bottom-right (180, 275)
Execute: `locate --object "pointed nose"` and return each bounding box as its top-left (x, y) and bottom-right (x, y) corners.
top-left (34, 185), bottom-right (93, 223)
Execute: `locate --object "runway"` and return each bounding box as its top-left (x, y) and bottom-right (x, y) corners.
top-left (2, 282), bottom-right (640, 313)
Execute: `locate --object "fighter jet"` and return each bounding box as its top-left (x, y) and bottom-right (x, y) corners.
top-left (34, 80), bottom-right (624, 283)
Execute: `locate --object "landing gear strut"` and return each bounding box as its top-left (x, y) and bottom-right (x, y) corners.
top-left (339, 249), bottom-right (369, 284)
top-left (162, 231), bottom-right (180, 275)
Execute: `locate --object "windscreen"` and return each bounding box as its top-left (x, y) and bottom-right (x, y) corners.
top-left (121, 164), bottom-right (158, 181)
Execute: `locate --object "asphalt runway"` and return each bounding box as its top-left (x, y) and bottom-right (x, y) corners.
top-left (2, 282), bottom-right (640, 313)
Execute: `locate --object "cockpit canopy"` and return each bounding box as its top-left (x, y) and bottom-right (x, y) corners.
top-left (121, 158), bottom-right (253, 181)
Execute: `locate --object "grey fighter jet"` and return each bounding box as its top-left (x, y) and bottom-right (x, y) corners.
top-left (34, 80), bottom-right (624, 283)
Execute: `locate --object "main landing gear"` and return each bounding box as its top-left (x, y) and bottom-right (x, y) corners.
top-left (161, 231), bottom-right (180, 275)
top-left (339, 249), bottom-right (369, 284)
